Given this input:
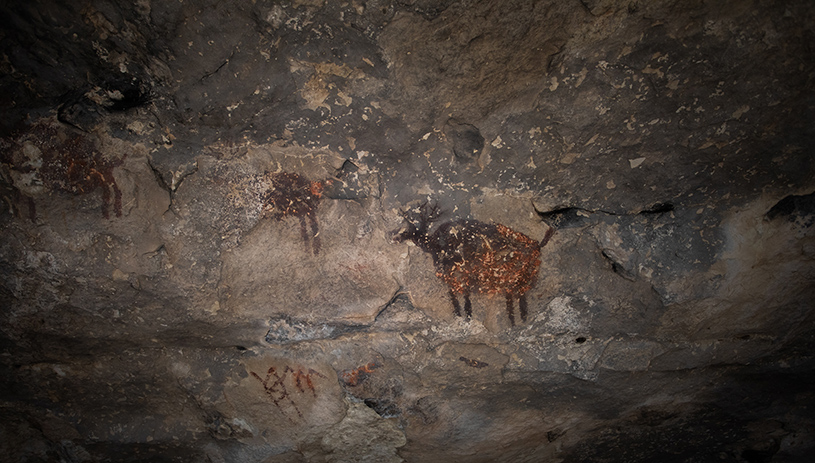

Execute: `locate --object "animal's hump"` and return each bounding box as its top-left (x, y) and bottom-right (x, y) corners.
top-left (494, 223), bottom-right (540, 249)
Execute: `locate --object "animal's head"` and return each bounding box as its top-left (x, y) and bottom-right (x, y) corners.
top-left (390, 202), bottom-right (441, 247)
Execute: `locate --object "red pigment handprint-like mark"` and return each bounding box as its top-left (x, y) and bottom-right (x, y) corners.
top-left (250, 365), bottom-right (326, 420)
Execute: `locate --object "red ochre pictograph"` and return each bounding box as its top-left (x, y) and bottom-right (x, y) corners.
top-left (1, 120), bottom-right (123, 220)
top-left (393, 203), bottom-right (555, 325)
top-left (261, 172), bottom-right (326, 255)
top-left (250, 365), bottom-right (326, 420)
top-left (340, 361), bottom-right (381, 387)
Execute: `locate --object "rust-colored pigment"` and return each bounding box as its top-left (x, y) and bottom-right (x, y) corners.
top-left (250, 365), bottom-right (325, 420)
top-left (393, 203), bottom-right (555, 325)
top-left (262, 172), bottom-right (324, 255)
top-left (340, 361), bottom-right (382, 387)
top-left (1, 120), bottom-right (123, 220)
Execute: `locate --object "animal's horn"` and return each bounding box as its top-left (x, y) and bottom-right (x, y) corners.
top-left (540, 227), bottom-right (555, 248)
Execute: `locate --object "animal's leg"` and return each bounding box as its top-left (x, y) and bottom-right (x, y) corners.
top-left (26, 196), bottom-right (37, 222)
top-left (519, 294), bottom-right (528, 322)
top-left (100, 176), bottom-right (111, 219)
top-left (505, 293), bottom-right (516, 326)
top-left (309, 213), bottom-right (320, 255)
top-left (112, 182), bottom-right (122, 217)
top-left (463, 290), bottom-right (472, 318)
top-left (299, 216), bottom-right (311, 254)
top-left (449, 289), bottom-right (462, 317)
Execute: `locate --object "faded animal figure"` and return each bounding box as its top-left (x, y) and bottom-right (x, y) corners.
top-left (1, 119), bottom-right (123, 220)
top-left (392, 203), bottom-right (555, 325)
top-left (262, 172), bottom-right (324, 255)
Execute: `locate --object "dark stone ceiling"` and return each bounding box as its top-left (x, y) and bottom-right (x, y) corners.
top-left (1, 1), bottom-right (814, 462)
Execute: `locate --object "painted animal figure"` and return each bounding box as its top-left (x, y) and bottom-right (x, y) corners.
top-left (261, 171), bottom-right (324, 255)
top-left (1, 119), bottom-right (123, 220)
top-left (392, 203), bottom-right (555, 325)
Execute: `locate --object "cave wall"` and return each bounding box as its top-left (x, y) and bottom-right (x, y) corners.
top-left (1, 1), bottom-right (814, 462)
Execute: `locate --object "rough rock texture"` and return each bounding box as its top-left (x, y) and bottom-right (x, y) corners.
top-left (1, 0), bottom-right (814, 462)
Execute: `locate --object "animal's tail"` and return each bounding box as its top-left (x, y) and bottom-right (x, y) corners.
top-left (540, 227), bottom-right (555, 248)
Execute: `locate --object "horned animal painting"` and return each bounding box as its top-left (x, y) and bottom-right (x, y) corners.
top-left (392, 203), bottom-right (555, 325)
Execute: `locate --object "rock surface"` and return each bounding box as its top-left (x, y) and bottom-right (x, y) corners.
top-left (1, 0), bottom-right (814, 462)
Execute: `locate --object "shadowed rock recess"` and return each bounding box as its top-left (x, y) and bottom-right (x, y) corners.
top-left (1, 0), bottom-right (813, 461)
